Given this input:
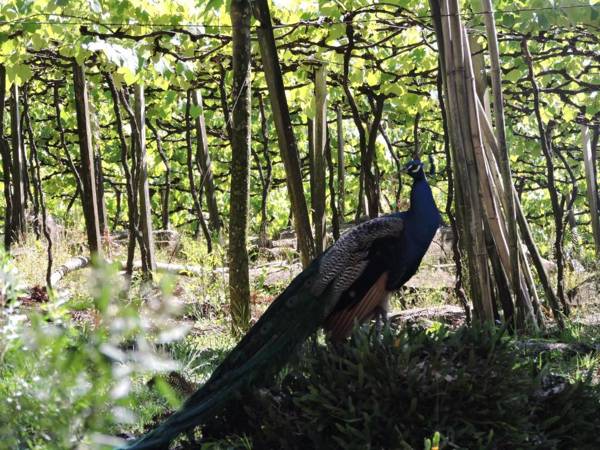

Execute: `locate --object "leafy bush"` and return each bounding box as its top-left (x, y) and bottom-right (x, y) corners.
top-left (0, 255), bottom-right (186, 449)
top-left (202, 325), bottom-right (600, 449)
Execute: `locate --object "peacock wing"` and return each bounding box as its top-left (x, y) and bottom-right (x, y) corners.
top-left (317, 214), bottom-right (405, 340)
top-left (311, 214), bottom-right (404, 298)
top-left (324, 271), bottom-right (390, 341)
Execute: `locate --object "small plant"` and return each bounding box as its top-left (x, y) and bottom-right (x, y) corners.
top-left (424, 431), bottom-right (441, 450)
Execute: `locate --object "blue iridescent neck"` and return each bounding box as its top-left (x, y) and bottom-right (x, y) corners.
top-left (409, 176), bottom-right (439, 222)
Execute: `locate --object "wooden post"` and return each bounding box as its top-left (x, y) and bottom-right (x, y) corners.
top-left (336, 105), bottom-right (345, 223)
top-left (134, 84), bottom-right (156, 273)
top-left (313, 65), bottom-right (327, 254)
top-left (192, 89), bottom-right (221, 233)
top-left (582, 125), bottom-right (600, 257)
top-left (72, 62), bottom-right (101, 255)
top-left (252, 0), bottom-right (315, 267)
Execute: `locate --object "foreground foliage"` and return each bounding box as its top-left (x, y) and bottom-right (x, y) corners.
top-left (201, 325), bottom-right (600, 450)
top-left (0, 254), bottom-right (191, 449)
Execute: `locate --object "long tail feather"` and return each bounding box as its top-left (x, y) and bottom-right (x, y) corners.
top-left (123, 257), bottom-right (337, 450)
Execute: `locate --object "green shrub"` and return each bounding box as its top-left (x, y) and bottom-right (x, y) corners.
top-left (0, 256), bottom-right (187, 449)
top-left (202, 325), bottom-right (600, 450)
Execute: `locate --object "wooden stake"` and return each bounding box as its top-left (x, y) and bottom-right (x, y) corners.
top-left (313, 64), bottom-right (327, 254)
top-left (582, 125), bottom-right (600, 257)
top-left (480, 0), bottom-right (522, 326)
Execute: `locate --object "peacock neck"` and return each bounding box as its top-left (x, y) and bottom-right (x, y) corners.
top-left (408, 178), bottom-right (439, 225)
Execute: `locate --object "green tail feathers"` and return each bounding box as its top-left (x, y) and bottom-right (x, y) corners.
top-left (123, 257), bottom-right (336, 450)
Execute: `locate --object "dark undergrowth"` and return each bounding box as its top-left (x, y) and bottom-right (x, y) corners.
top-left (194, 325), bottom-right (600, 450)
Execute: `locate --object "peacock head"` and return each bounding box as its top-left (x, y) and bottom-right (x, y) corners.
top-left (402, 159), bottom-right (425, 180)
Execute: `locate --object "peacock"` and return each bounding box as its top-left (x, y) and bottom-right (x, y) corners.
top-left (122, 159), bottom-right (440, 450)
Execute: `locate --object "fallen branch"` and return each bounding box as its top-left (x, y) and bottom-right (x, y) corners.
top-left (389, 305), bottom-right (465, 328)
top-left (49, 256), bottom-right (91, 286)
top-left (515, 339), bottom-right (600, 355)
top-left (48, 256), bottom-right (295, 287)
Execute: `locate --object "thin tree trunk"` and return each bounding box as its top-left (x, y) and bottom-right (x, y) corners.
top-left (412, 112), bottom-right (420, 159)
top-left (23, 87), bottom-right (40, 240)
top-left (325, 128), bottom-right (339, 241)
top-left (23, 91), bottom-right (52, 288)
top-left (53, 83), bottom-right (84, 201)
top-left (364, 93), bottom-right (385, 218)
top-left (555, 143), bottom-right (579, 257)
top-left (72, 62), bottom-right (101, 256)
top-left (111, 183), bottom-right (122, 231)
top-left (192, 89), bottom-right (221, 233)
top-left (341, 19), bottom-right (368, 221)
top-left (21, 108), bottom-right (31, 213)
top-left (133, 84), bottom-right (156, 275)
top-left (522, 38), bottom-right (569, 316)
top-left (147, 120), bottom-right (170, 230)
top-left (9, 83), bottom-right (26, 245)
top-left (219, 64), bottom-right (234, 141)
top-left (256, 92), bottom-right (272, 246)
top-left (253, 0), bottom-right (315, 267)
top-left (105, 73), bottom-right (137, 277)
top-left (186, 90), bottom-right (211, 251)
top-left (0, 136), bottom-right (11, 250)
top-left (0, 65), bottom-right (12, 250)
top-left (125, 89), bottom-right (143, 276)
top-left (229, 0), bottom-right (252, 337)
top-left (592, 126), bottom-right (599, 208)
top-left (313, 65), bottom-right (327, 254)
top-left (379, 124), bottom-right (403, 210)
top-left (308, 118), bottom-right (314, 214)
top-left (95, 152), bottom-right (108, 236)
top-left (336, 105), bottom-right (345, 222)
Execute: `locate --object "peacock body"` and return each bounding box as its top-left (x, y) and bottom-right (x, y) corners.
top-left (122, 159), bottom-right (440, 450)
